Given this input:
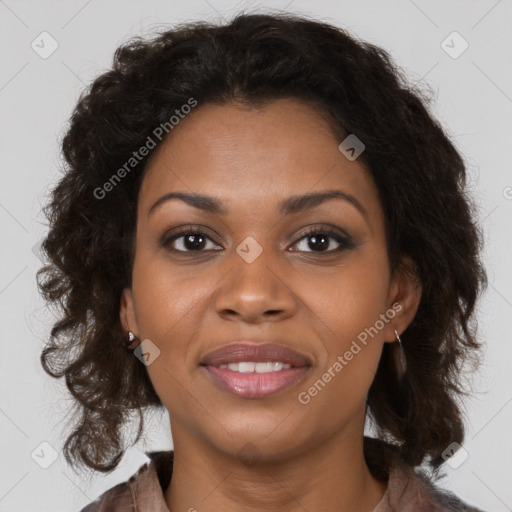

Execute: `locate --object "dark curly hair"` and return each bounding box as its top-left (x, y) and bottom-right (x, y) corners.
top-left (37, 11), bottom-right (487, 475)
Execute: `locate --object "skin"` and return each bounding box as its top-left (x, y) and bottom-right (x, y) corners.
top-left (120, 97), bottom-right (422, 512)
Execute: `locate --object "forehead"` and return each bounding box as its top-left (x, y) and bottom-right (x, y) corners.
top-left (138, 98), bottom-right (382, 225)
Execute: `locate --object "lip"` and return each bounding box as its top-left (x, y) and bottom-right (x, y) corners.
top-left (200, 342), bottom-right (312, 367)
top-left (200, 342), bottom-right (312, 399)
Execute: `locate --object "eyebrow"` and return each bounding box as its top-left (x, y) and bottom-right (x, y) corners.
top-left (148, 189), bottom-right (369, 223)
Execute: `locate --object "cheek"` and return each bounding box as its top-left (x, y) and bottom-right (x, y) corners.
top-left (310, 255), bottom-right (390, 343)
top-left (132, 252), bottom-right (209, 337)
top-left (130, 256), bottom-right (209, 390)
top-left (296, 294), bottom-right (386, 432)
top-left (302, 256), bottom-right (388, 398)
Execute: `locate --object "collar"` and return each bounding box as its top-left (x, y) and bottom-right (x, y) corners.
top-left (120, 436), bottom-right (480, 512)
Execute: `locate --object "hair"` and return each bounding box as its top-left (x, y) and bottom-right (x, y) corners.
top-left (37, 11), bottom-right (487, 475)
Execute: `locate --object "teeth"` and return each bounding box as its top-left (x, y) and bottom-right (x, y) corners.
top-left (238, 362), bottom-right (255, 373)
top-left (218, 362), bottom-right (292, 373)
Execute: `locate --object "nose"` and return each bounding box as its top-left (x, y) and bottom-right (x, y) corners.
top-left (213, 246), bottom-right (298, 324)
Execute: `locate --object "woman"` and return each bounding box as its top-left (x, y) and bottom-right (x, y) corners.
top-left (37, 11), bottom-right (488, 512)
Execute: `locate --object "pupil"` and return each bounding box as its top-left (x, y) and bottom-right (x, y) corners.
top-left (185, 234), bottom-right (205, 250)
top-left (309, 234), bottom-right (328, 251)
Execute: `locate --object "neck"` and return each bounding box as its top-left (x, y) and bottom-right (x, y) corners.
top-left (165, 421), bottom-right (387, 512)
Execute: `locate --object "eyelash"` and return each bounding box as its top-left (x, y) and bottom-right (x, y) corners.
top-left (160, 224), bottom-right (356, 255)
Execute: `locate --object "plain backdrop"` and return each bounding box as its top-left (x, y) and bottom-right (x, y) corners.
top-left (1, 1), bottom-right (511, 511)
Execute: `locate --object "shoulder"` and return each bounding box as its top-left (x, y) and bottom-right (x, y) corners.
top-left (77, 477), bottom-right (136, 512)
top-left (364, 436), bottom-right (486, 512)
top-left (77, 451), bottom-right (174, 512)
top-left (395, 466), bottom-right (486, 512)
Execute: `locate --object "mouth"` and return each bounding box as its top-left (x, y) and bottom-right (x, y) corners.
top-left (200, 342), bottom-right (312, 399)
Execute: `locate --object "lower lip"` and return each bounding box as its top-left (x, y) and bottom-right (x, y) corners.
top-left (203, 365), bottom-right (310, 398)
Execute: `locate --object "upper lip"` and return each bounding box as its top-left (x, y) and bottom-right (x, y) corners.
top-left (200, 342), bottom-right (312, 368)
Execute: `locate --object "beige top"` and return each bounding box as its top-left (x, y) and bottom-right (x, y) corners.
top-left (80, 437), bottom-right (485, 511)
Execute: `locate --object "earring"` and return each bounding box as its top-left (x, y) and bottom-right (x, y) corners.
top-left (124, 331), bottom-right (140, 350)
top-left (394, 329), bottom-right (407, 377)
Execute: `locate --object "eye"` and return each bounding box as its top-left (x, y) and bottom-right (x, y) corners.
top-left (161, 227), bottom-right (222, 252)
top-left (290, 226), bottom-right (356, 254)
top-left (160, 224), bottom-right (356, 254)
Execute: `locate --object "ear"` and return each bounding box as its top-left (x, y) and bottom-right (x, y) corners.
top-left (383, 256), bottom-right (422, 343)
top-left (120, 287), bottom-right (139, 336)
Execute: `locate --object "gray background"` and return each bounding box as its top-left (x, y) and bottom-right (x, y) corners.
top-left (0, 0), bottom-right (511, 511)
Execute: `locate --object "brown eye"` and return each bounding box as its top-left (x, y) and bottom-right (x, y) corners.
top-left (290, 227), bottom-right (356, 253)
top-left (161, 228), bottom-right (222, 252)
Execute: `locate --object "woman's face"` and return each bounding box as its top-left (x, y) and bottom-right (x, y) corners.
top-left (121, 98), bottom-right (420, 461)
